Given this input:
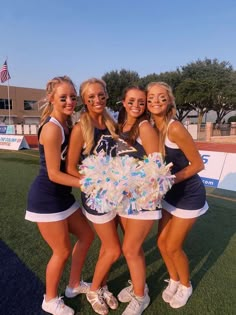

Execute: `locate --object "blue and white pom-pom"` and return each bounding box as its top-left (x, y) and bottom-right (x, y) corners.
top-left (79, 153), bottom-right (112, 213)
top-left (79, 153), bottom-right (139, 213)
top-left (79, 152), bottom-right (175, 214)
top-left (133, 152), bottom-right (175, 212)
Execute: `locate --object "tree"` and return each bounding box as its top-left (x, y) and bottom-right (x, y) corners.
top-left (140, 70), bottom-right (182, 91)
top-left (179, 58), bottom-right (236, 124)
top-left (102, 69), bottom-right (140, 111)
top-left (211, 71), bottom-right (236, 123)
top-left (175, 78), bottom-right (210, 124)
top-left (139, 73), bottom-right (160, 88)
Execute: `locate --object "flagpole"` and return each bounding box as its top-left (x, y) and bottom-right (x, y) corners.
top-left (7, 77), bottom-right (11, 125)
top-left (5, 57), bottom-right (11, 125)
top-left (0, 58), bottom-right (11, 124)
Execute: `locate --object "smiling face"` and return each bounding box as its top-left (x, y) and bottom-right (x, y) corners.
top-left (123, 88), bottom-right (146, 120)
top-left (83, 82), bottom-right (107, 114)
top-left (147, 85), bottom-right (170, 116)
top-left (50, 82), bottom-right (77, 116)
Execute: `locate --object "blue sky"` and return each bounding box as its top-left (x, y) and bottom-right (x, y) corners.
top-left (1, 0), bottom-right (236, 90)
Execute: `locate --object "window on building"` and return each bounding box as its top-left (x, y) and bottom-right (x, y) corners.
top-left (0, 98), bottom-right (12, 110)
top-left (24, 100), bottom-right (37, 110)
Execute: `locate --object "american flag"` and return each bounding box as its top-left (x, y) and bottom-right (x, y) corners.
top-left (0, 60), bottom-right (11, 83)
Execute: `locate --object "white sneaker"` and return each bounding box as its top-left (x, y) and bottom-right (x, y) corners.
top-left (122, 293), bottom-right (150, 315)
top-left (102, 285), bottom-right (119, 310)
top-left (170, 283), bottom-right (193, 308)
top-left (86, 289), bottom-right (109, 315)
top-left (118, 280), bottom-right (149, 303)
top-left (42, 295), bottom-right (74, 315)
top-left (65, 280), bottom-right (91, 298)
top-left (162, 279), bottom-right (180, 303)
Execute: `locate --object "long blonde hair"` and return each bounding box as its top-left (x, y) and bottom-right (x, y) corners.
top-left (40, 76), bottom-right (77, 127)
top-left (146, 81), bottom-right (176, 156)
top-left (79, 78), bottom-right (118, 154)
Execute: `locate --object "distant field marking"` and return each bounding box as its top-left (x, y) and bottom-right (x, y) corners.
top-left (207, 193), bottom-right (236, 202)
top-left (0, 150), bottom-right (38, 158)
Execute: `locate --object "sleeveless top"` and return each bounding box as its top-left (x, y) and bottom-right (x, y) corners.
top-left (164, 119), bottom-right (208, 212)
top-left (81, 127), bottom-right (117, 160)
top-left (25, 117), bottom-right (77, 221)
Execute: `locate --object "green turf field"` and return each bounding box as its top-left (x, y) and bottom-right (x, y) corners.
top-left (0, 149), bottom-right (235, 314)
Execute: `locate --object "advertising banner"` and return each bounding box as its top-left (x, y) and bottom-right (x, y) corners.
top-left (199, 150), bottom-right (236, 192)
top-left (0, 135), bottom-right (30, 150)
top-left (0, 125), bottom-right (15, 134)
top-left (199, 150), bottom-right (227, 188)
top-left (0, 126), bottom-right (7, 134)
top-left (218, 153), bottom-right (236, 191)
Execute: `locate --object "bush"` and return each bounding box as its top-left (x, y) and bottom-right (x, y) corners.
top-left (228, 116), bottom-right (236, 123)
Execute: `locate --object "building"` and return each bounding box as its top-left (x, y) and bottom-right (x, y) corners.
top-left (0, 85), bottom-right (45, 125)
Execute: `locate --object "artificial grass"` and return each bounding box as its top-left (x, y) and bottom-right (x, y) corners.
top-left (0, 150), bottom-right (235, 314)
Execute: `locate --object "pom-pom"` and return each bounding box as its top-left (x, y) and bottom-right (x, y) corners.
top-left (79, 153), bottom-right (139, 213)
top-left (129, 152), bottom-right (175, 213)
top-left (79, 152), bottom-right (175, 214)
top-left (79, 153), bottom-right (112, 213)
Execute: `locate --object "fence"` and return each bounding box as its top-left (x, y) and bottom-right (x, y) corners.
top-left (1, 124), bottom-right (39, 135)
top-left (187, 122), bottom-right (236, 141)
top-left (1, 122), bottom-right (236, 142)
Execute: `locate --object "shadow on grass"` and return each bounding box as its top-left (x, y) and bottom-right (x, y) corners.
top-left (0, 239), bottom-right (45, 314)
top-left (187, 197), bottom-right (235, 287)
top-left (107, 195), bottom-right (236, 304)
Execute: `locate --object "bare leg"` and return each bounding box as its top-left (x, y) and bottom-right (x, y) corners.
top-left (67, 209), bottom-right (94, 287)
top-left (157, 210), bottom-right (197, 286)
top-left (121, 217), bottom-right (154, 296)
top-left (37, 220), bottom-right (71, 300)
top-left (157, 210), bottom-right (179, 281)
top-left (90, 219), bottom-right (121, 291)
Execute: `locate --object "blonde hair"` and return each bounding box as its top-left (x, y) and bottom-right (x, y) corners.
top-left (40, 76), bottom-right (77, 127)
top-left (79, 78), bottom-right (118, 154)
top-left (146, 81), bottom-right (176, 156)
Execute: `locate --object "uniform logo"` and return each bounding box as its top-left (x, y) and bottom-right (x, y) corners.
top-left (61, 145), bottom-right (68, 161)
top-left (116, 138), bottom-right (137, 156)
top-left (93, 135), bottom-right (117, 156)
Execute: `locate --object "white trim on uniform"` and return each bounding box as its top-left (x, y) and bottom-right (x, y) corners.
top-left (81, 207), bottom-right (117, 224)
top-left (118, 209), bottom-right (162, 220)
top-left (25, 201), bottom-right (80, 222)
top-left (50, 117), bottom-right (65, 144)
top-left (162, 200), bottom-right (209, 218)
top-left (165, 119), bottom-right (178, 148)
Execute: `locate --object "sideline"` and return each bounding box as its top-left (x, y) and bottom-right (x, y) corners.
top-left (0, 150), bottom-right (39, 158)
top-left (207, 193), bottom-right (236, 203)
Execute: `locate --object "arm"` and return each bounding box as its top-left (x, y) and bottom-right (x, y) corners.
top-left (66, 122), bottom-right (84, 179)
top-left (139, 121), bottom-right (159, 155)
top-left (40, 122), bottom-right (81, 188)
top-left (168, 121), bottom-right (204, 184)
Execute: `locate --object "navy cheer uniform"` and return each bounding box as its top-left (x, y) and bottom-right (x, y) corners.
top-left (81, 127), bottom-right (117, 224)
top-left (116, 120), bottom-right (162, 220)
top-left (25, 117), bottom-right (80, 222)
top-left (162, 120), bottom-right (208, 218)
